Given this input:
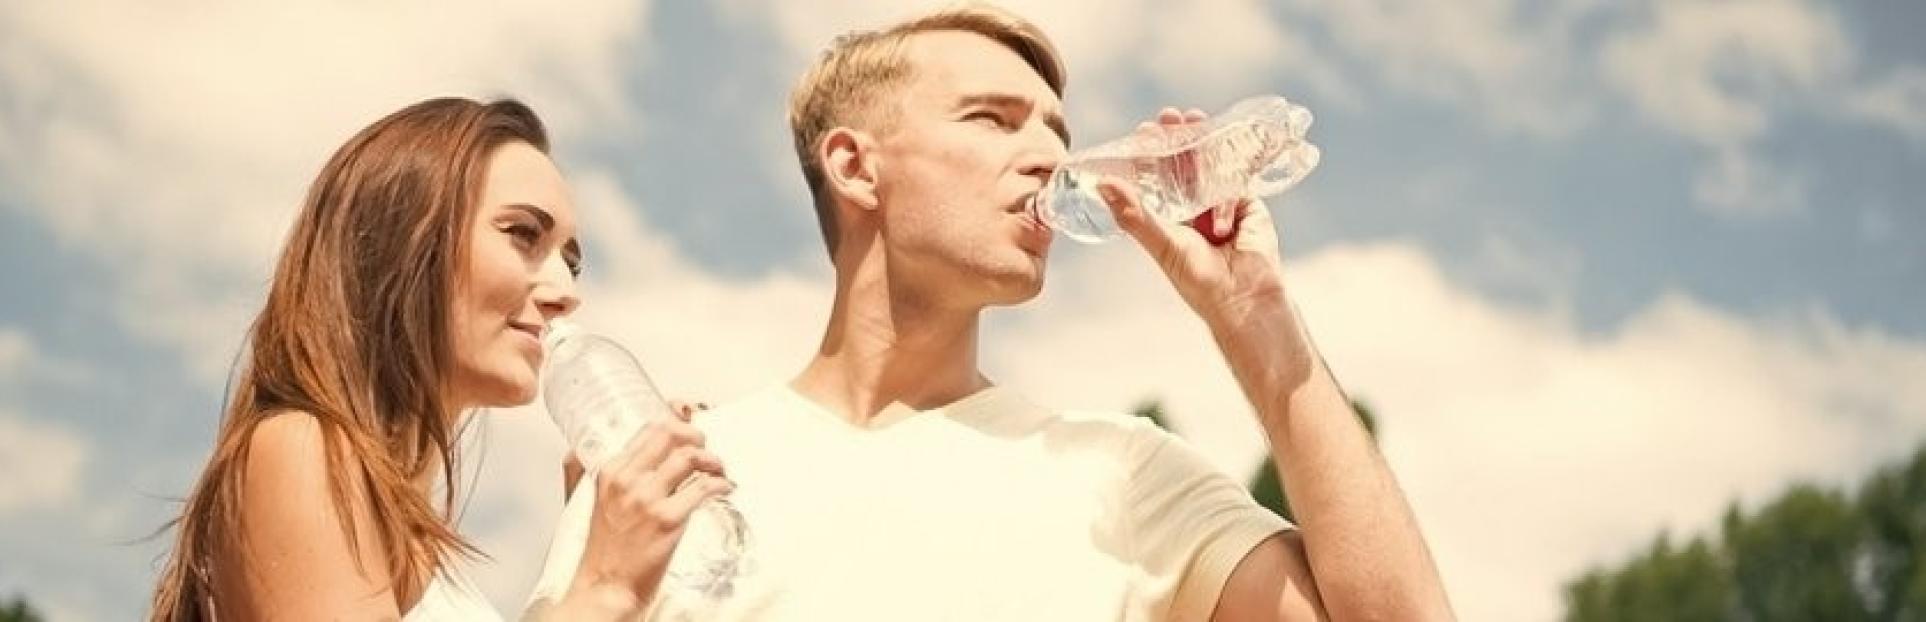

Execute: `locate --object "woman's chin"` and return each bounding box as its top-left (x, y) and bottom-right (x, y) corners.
top-left (460, 371), bottom-right (540, 410)
top-left (501, 385), bottom-right (539, 408)
top-left (500, 378), bottom-right (540, 408)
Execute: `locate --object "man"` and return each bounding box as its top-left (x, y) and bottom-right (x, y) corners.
top-left (530, 4), bottom-right (1453, 620)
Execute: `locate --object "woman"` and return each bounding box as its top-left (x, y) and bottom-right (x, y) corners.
top-left (149, 98), bottom-right (731, 620)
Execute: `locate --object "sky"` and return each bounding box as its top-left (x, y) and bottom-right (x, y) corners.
top-left (1, 0), bottom-right (1923, 619)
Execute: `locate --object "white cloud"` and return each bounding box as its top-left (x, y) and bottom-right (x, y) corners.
top-left (735, 0), bottom-right (1585, 136)
top-left (1284, 0), bottom-right (1600, 137)
top-left (0, 410), bottom-right (90, 515)
top-left (721, 0), bottom-right (1143, 90)
top-left (0, 0), bottom-right (652, 386)
top-left (1601, 0), bottom-right (1850, 146)
top-left (1141, 0), bottom-right (1359, 110)
top-left (1277, 243), bottom-right (1924, 621)
top-left (717, 0), bottom-right (1132, 138)
top-left (717, 0), bottom-right (1357, 144)
top-left (1600, 0), bottom-right (1851, 216)
top-left (1849, 66), bottom-right (1926, 144)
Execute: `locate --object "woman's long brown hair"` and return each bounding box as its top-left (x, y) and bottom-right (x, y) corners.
top-left (148, 97), bottom-right (550, 620)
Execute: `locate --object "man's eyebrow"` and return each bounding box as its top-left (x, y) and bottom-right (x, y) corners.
top-left (1044, 110), bottom-right (1069, 147)
top-left (957, 93), bottom-right (1070, 146)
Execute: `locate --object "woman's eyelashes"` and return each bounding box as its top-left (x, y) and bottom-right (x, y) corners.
top-left (501, 207), bottom-right (579, 277)
top-left (502, 216), bottom-right (547, 252)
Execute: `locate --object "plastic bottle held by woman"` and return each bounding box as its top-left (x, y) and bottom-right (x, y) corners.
top-left (540, 319), bottom-right (751, 602)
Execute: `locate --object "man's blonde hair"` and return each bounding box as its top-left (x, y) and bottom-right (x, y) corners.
top-left (786, 2), bottom-right (1066, 255)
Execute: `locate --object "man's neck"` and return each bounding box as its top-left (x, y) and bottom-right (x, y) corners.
top-left (793, 254), bottom-right (990, 427)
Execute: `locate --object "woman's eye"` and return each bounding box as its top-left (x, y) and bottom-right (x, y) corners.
top-left (504, 223), bottom-right (541, 247)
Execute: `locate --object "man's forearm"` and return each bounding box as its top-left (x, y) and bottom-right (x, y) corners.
top-left (1212, 299), bottom-right (1454, 620)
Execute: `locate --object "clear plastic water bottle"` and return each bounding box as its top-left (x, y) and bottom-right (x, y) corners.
top-left (541, 319), bottom-right (750, 601)
top-left (1030, 95), bottom-right (1321, 243)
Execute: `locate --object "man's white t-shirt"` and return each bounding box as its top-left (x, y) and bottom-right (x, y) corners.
top-left (525, 385), bottom-right (1289, 621)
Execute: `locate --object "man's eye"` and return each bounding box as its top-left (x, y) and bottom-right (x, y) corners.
top-left (965, 111), bottom-right (1009, 129)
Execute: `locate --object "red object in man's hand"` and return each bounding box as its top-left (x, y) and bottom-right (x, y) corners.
top-left (1188, 204), bottom-right (1245, 246)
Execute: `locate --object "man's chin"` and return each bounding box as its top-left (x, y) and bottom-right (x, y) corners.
top-left (983, 267), bottom-right (1046, 306)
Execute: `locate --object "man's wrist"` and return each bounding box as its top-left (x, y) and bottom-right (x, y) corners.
top-left (1207, 292), bottom-right (1321, 417)
top-left (1205, 285), bottom-right (1305, 353)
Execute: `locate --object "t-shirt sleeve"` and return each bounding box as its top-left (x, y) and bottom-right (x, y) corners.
top-left (1124, 424), bottom-right (1293, 622)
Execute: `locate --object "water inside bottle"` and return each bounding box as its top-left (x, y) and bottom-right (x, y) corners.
top-left (541, 326), bottom-right (754, 602)
top-left (674, 498), bottom-right (752, 599)
top-left (1031, 97), bottom-right (1319, 243)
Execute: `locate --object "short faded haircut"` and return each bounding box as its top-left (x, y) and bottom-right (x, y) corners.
top-left (786, 2), bottom-right (1066, 255)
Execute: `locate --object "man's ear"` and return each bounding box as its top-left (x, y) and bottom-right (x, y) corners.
top-left (821, 127), bottom-right (881, 211)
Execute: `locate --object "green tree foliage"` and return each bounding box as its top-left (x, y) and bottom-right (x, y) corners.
top-left (1861, 447), bottom-right (1926, 619)
top-left (1563, 442), bottom-right (1926, 621)
top-left (0, 596), bottom-right (43, 622)
top-left (1565, 533), bottom-right (1733, 622)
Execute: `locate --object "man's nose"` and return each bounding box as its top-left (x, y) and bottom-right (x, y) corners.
top-left (1017, 132), bottom-right (1064, 184)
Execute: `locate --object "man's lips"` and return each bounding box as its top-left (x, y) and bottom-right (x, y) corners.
top-left (1011, 192), bottom-right (1050, 228)
top-left (1018, 210), bottom-right (1050, 235)
top-left (1013, 200), bottom-right (1053, 253)
top-left (1008, 190), bottom-right (1040, 216)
